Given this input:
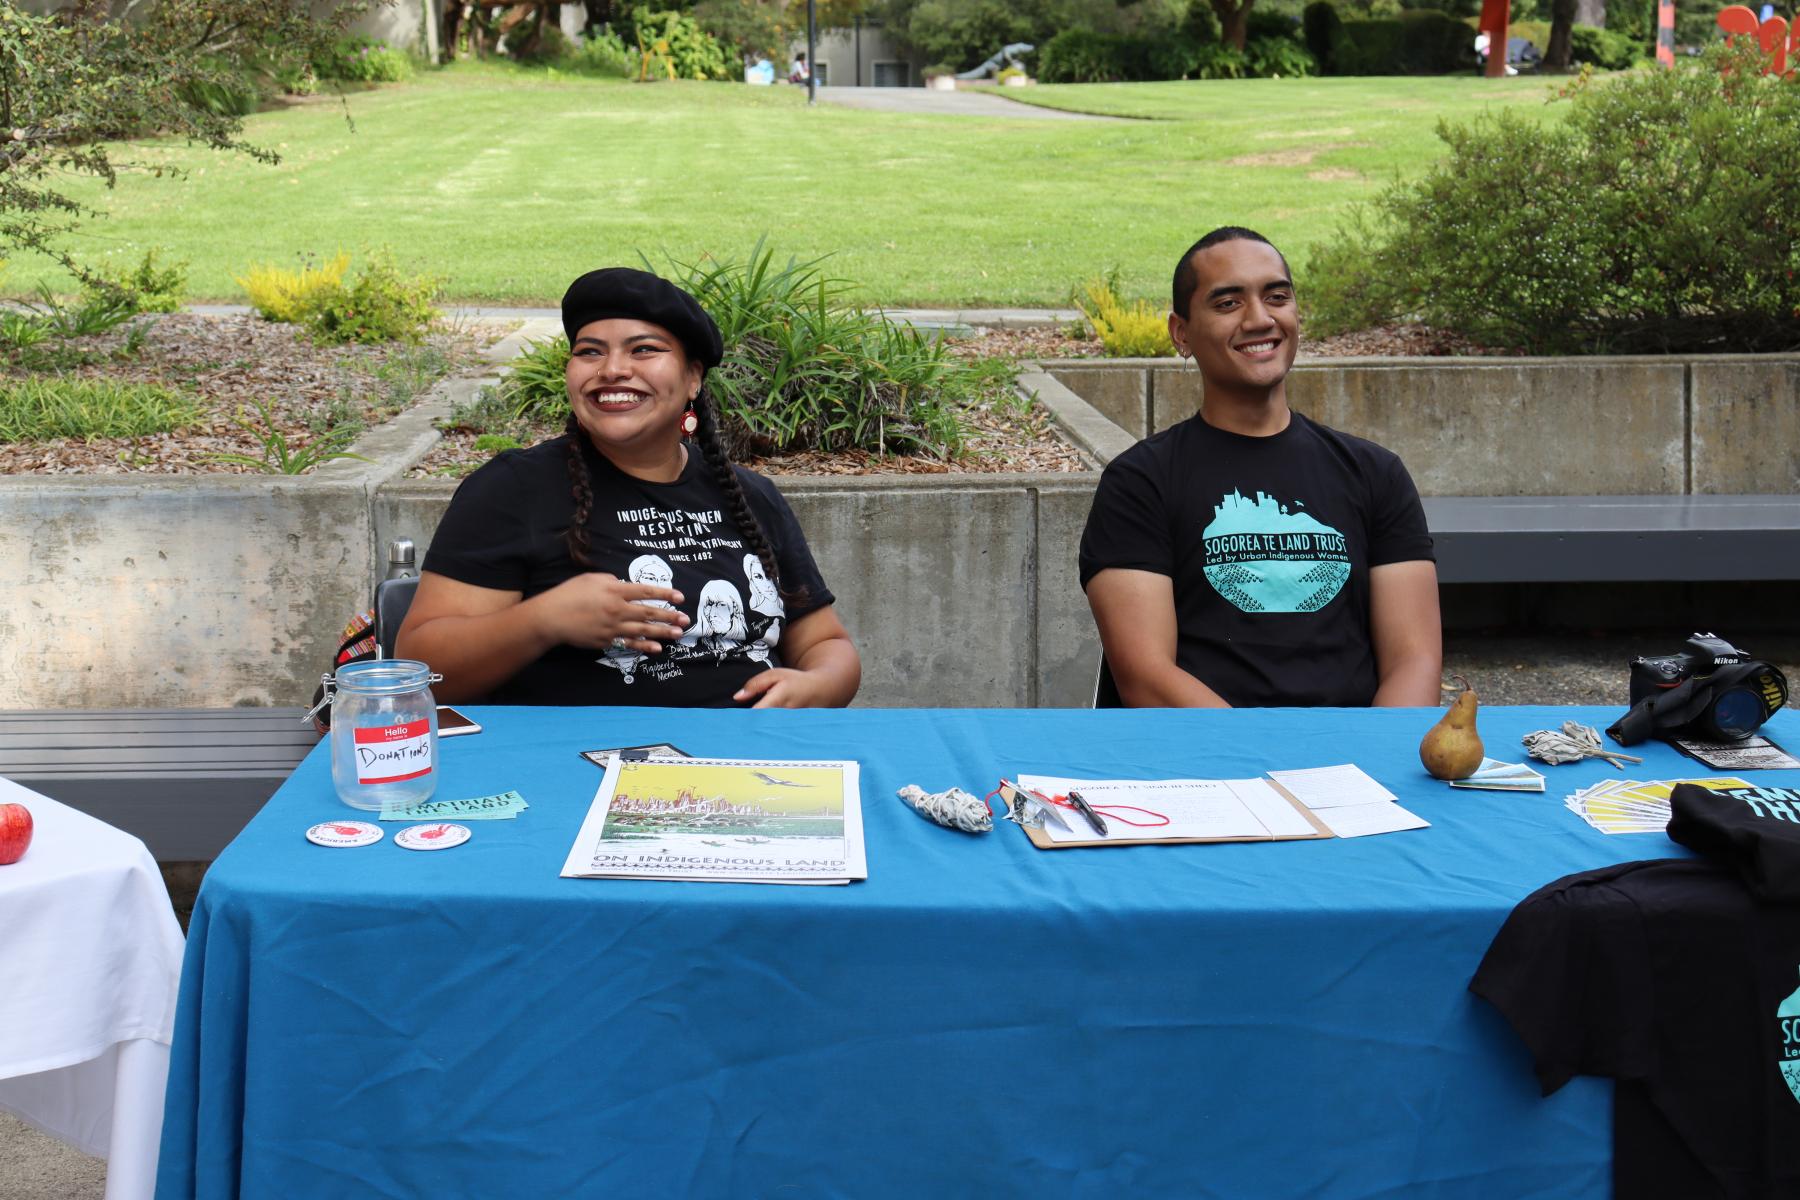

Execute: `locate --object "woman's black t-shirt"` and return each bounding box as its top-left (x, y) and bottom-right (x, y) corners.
top-left (1078, 410), bottom-right (1434, 708)
top-left (423, 434), bottom-right (833, 706)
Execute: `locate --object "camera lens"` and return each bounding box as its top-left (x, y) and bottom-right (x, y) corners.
top-left (1708, 686), bottom-right (1766, 739)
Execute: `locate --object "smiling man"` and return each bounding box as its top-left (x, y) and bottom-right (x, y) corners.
top-left (1079, 227), bottom-right (1443, 708)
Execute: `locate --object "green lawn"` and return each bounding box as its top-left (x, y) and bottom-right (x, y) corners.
top-left (17, 64), bottom-right (1562, 307)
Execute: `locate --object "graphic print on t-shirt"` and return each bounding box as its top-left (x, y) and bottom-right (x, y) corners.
top-left (1201, 489), bottom-right (1350, 614)
top-left (1778, 970), bottom-right (1800, 1104)
top-left (599, 553), bottom-right (678, 684)
top-left (599, 504), bottom-right (783, 686)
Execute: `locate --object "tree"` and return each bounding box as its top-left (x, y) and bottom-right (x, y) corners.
top-left (1544, 0), bottom-right (1576, 68)
top-left (0, 0), bottom-right (359, 285)
top-left (1209, 0), bottom-right (1253, 49)
top-left (694, 0), bottom-right (872, 62)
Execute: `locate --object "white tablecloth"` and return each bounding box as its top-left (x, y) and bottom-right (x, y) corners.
top-left (0, 776), bottom-right (184, 1200)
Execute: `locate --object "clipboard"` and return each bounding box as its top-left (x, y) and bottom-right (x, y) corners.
top-left (1016, 779), bottom-right (1334, 850)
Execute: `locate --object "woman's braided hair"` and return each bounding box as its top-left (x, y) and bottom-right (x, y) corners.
top-left (562, 383), bottom-right (801, 605)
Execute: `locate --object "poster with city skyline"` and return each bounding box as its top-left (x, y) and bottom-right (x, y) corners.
top-left (560, 756), bottom-right (865, 884)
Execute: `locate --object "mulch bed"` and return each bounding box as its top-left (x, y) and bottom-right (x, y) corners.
top-left (0, 313), bottom-right (482, 475)
top-left (0, 314), bottom-right (1505, 479)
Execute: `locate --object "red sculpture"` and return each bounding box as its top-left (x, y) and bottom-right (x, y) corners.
top-left (1717, 4), bottom-right (1798, 75)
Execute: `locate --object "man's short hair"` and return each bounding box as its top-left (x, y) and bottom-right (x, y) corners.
top-left (1171, 227), bottom-right (1291, 319)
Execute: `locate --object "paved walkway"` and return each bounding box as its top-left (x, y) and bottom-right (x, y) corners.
top-left (811, 85), bottom-right (1116, 121)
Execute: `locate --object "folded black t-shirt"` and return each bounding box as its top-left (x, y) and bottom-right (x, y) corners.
top-left (424, 435), bottom-right (833, 706)
top-left (1670, 781), bottom-right (1800, 903)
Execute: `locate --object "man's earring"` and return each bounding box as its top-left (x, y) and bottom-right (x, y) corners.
top-left (681, 405), bottom-right (699, 436)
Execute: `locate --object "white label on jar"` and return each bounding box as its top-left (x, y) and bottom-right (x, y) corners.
top-left (353, 719), bottom-right (432, 785)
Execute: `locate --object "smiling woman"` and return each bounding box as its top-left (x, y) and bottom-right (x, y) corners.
top-left (395, 268), bottom-right (861, 709)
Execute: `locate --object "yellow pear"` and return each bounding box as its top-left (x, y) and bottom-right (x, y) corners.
top-left (1421, 675), bottom-right (1485, 781)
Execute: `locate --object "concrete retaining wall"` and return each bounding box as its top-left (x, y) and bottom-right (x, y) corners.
top-left (375, 474), bottom-right (1100, 709)
top-left (0, 477), bottom-right (374, 709)
top-left (11, 352), bottom-right (1793, 711)
top-left (1046, 355), bottom-right (1800, 496)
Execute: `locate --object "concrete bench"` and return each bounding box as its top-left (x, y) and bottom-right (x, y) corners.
top-left (1425, 495), bottom-right (1800, 584)
top-left (0, 708), bottom-right (318, 861)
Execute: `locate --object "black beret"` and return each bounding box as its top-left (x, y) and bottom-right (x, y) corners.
top-left (560, 267), bottom-right (724, 369)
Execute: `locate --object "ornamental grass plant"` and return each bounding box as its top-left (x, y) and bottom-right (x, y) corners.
top-left (1305, 44), bottom-right (1800, 353)
top-left (0, 378), bottom-right (201, 442)
top-left (476, 246), bottom-right (993, 459)
top-left (665, 244), bottom-right (970, 458)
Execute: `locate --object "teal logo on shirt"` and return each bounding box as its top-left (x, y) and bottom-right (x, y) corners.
top-left (1201, 489), bottom-right (1350, 614)
top-left (1778, 969), bottom-right (1800, 1105)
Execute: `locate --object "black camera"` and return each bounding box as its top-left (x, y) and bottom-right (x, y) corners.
top-left (1608, 633), bottom-right (1789, 746)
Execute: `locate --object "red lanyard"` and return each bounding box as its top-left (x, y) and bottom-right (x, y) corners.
top-left (987, 781), bottom-right (1172, 828)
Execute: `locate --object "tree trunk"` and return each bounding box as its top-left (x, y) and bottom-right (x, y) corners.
top-left (581, 0), bottom-right (617, 37)
top-left (1213, 0), bottom-right (1252, 51)
top-left (1545, 0), bottom-right (1576, 67)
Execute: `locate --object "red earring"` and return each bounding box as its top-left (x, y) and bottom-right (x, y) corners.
top-left (681, 407), bottom-right (699, 436)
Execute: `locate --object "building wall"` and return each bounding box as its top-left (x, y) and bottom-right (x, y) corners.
top-left (802, 19), bottom-right (927, 87)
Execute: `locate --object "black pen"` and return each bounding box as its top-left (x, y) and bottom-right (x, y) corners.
top-left (1066, 790), bottom-right (1108, 837)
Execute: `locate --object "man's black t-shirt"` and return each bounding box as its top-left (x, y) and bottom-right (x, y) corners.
top-left (1078, 409), bottom-right (1434, 707)
top-left (1471, 858), bottom-right (1800, 1199)
top-left (423, 434), bottom-right (833, 706)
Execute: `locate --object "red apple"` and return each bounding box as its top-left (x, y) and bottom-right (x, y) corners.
top-left (0, 802), bottom-right (33, 865)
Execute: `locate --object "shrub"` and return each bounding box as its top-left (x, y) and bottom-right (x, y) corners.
top-left (312, 36), bottom-right (413, 84)
top-left (237, 253), bottom-right (352, 324)
top-left (1247, 9), bottom-right (1304, 41)
top-left (182, 64), bottom-right (264, 117)
top-left (506, 22), bottom-right (571, 63)
top-left (1303, 1), bottom-right (1344, 70)
top-left (1247, 35), bottom-right (1320, 76)
top-left (0, 378), bottom-right (202, 442)
top-left (1075, 274), bottom-right (1174, 358)
top-left (93, 249), bottom-right (188, 315)
top-left (1330, 10), bottom-right (1472, 73)
top-left (567, 29), bottom-right (632, 76)
top-left (1569, 25), bottom-right (1637, 69)
top-left (1304, 42), bottom-right (1800, 353)
top-left (1601, 0), bottom-right (1655, 45)
top-left (1038, 28), bottom-right (1154, 83)
top-left (631, 10), bottom-right (732, 81)
top-left (1191, 42), bottom-right (1252, 78)
top-left (298, 249), bottom-right (442, 345)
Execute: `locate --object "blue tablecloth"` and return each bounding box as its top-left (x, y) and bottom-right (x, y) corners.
top-left (157, 706), bottom-right (1800, 1198)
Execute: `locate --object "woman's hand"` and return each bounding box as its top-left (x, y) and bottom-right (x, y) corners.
top-left (533, 573), bottom-right (689, 654)
top-left (732, 606), bottom-right (860, 708)
top-left (734, 667), bottom-right (832, 709)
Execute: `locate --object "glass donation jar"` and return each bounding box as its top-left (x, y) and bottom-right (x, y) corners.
top-left (327, 659), bottom-right (440, 811)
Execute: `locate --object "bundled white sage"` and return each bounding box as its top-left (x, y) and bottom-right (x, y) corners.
top-left (896, 784), bottom-right (992, 834)
top-left (1522, 721), bottom-right (1642, 769)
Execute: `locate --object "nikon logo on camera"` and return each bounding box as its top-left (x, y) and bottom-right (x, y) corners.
top-left (1759, 671), bottom-right (1788, 711)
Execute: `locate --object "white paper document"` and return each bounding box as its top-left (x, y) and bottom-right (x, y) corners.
top-left (1266, 764), bottom-right (1398, 810)
top-left (1017, 775), bottom-right (1311, 843)
top-left (1314, 801), bottom-right (1430, 839)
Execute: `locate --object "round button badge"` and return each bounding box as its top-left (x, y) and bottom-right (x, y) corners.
top-left (395, 823), bottom-right (471, 851)
top-left (306, 820), bottom-right (383, 848)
